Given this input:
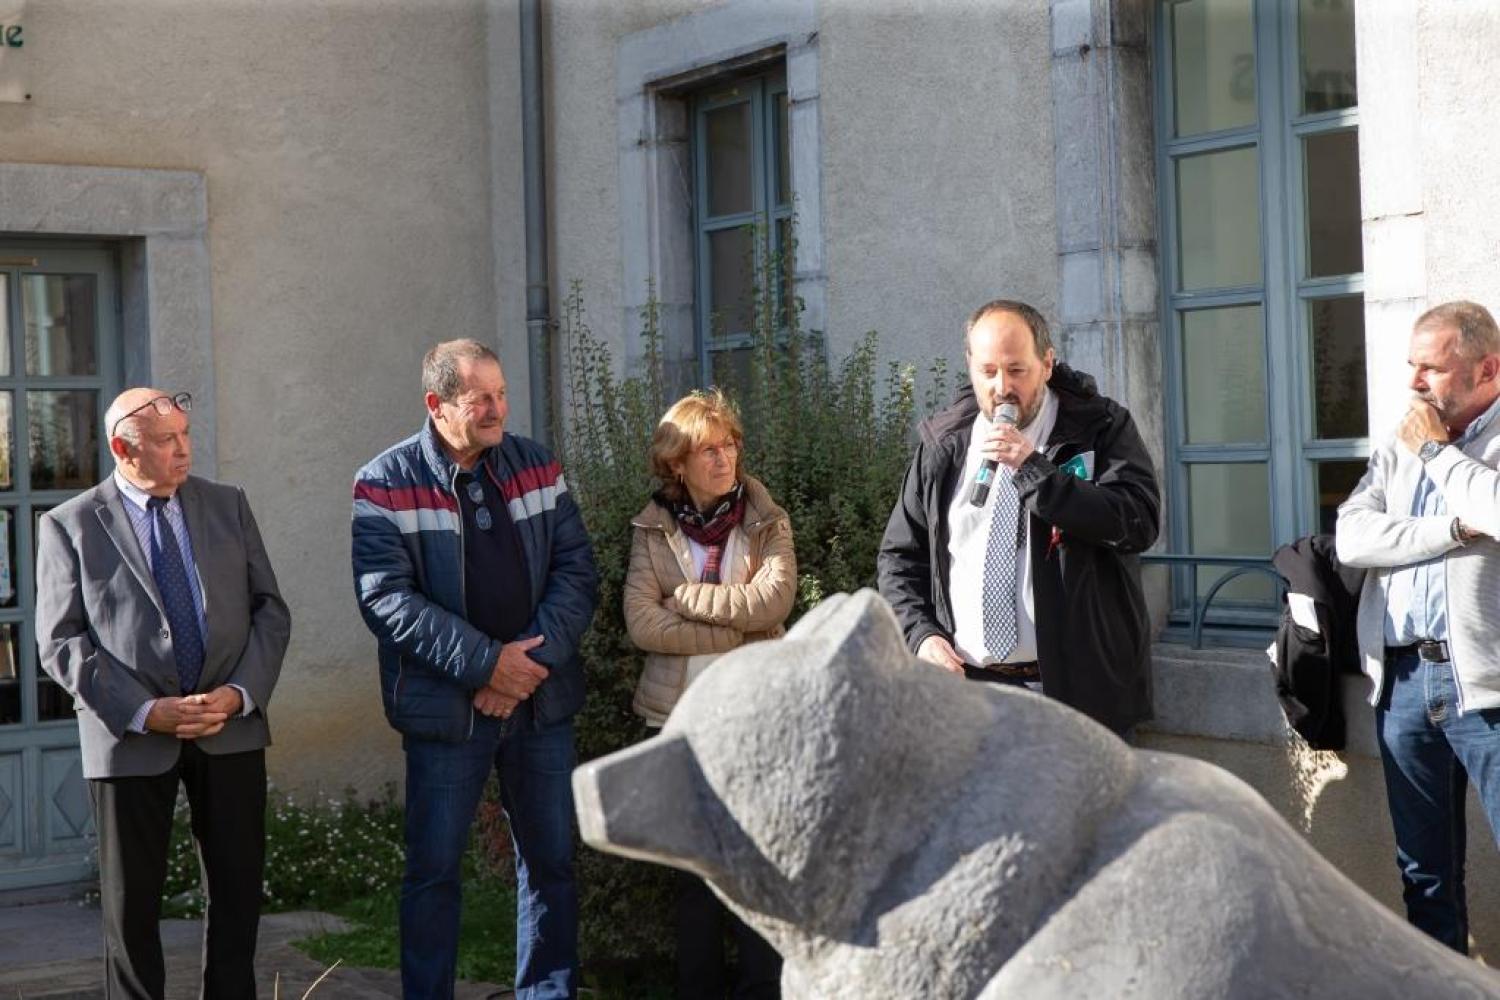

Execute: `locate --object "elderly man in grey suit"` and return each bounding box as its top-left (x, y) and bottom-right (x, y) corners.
top-left (35, 387), bottom-right (291, 1000)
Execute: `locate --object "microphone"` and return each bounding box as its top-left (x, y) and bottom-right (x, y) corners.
top-left (969, 402), bottom-right (1020, 507)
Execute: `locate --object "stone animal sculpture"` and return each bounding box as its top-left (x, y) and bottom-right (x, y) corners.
top-left (574, 590), bottom-right (1500, 998)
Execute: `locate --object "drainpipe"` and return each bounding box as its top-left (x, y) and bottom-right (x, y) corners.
top-left (520, 0), bottom-right (553, 446)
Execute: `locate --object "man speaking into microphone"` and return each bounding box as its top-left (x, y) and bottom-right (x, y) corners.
top-left (878, 299), bottom-right (1160, 735)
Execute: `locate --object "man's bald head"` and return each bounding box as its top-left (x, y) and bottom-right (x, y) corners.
top-left (105, 388), bottom-right (193, 496)
top-left (105, 388), bottom-right (172, 447)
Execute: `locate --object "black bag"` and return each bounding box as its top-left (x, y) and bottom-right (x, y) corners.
top-left (1271, 534), bottom-right (1365, 750)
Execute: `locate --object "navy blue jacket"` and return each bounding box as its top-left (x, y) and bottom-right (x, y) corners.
top-left (352, 421), bottom-right (599, 741)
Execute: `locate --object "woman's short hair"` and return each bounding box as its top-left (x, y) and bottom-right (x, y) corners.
top-left (649, 390), bottom-right (745, 498)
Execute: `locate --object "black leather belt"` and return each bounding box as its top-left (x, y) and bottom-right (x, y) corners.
top-left (979, 660), bottom-right (1041, 681)
top-left (1387, 640), bottom-right (1451, 663)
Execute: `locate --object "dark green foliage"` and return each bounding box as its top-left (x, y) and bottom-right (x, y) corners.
top-left (159, 784), bottom-right (406, 919)
top-left (554, 228), bottom-right (947, 965)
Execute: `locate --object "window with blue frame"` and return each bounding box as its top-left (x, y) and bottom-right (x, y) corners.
top-left (691, 65), bottom-right (792, 392)
top-left (1155, 0), bottom-right (1364, 629)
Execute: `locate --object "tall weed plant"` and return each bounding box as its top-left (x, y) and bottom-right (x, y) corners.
top-left (556, 225), bottom-right (947, 964)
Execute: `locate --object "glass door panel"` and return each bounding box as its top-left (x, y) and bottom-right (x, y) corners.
top-left (1315, 459), bottom-right (1367, 535)
top-left (27, 390), bottom-right (100, 491)
top-left (1158, 0), bottom-right (1364, 634)
top-left (21, 274), bottom-right (99, 376)
top-left (1299, 0), bottom-right (1358, 113)
top-left (1188, 462), bottom-right (1273, 602)
top-left (1170, 0), bottom-right (1257, 137)
top-left (1181, 305), bottom-right (1267, 444)
top-left (1310, 296), bottom-right (1368, 440)
top-left (1304, 130), bottom-right (1363, 277)
top-left (1176, 147), bottom-right (1262, 290)
top-left (0, 244), bottom-right (119, 889)
top-left (0, 624), bottom-right (16, 726)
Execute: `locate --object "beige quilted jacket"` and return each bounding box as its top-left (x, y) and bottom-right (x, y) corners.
top-left (623, 475), bottom-right (797, 724)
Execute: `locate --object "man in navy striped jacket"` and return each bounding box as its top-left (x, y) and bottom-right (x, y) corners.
top-left (352, 339), bottom-right (598, 999)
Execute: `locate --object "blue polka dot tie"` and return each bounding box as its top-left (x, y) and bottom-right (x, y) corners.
top-left (146, 496), bottom-right (205, 694)
top-left (981, 469), bottom-right (1021, 661)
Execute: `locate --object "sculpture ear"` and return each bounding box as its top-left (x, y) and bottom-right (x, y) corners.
top-left (573, 734), bottom-right (728, 879)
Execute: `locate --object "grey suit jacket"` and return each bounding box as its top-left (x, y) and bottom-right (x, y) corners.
top-left (35, 474), bottom-right (292, 778)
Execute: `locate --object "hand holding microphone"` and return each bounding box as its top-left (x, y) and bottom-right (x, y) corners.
top-left (970, 402), bottom-right (1020, 507)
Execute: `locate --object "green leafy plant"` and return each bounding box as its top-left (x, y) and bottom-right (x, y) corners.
top-left (554, 221), bottom-right (947, 967)
top-left (159, 783), bottom-right (406, 918)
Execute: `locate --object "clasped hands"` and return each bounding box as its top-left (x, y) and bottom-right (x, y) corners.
top-left (473, 635), bottom-right (548, 720)
top-left (1397, 397), bottom-right (1488, 543)
top-left (145, 685), bottom-right (242, 739)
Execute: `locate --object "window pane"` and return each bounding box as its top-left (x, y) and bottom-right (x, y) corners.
top-left (1177, 147), bottom-right (1261, 291)
top-left (0, 625), bottom-right (17, 726)
top-left (1300, 0), bottom-right (1358, 113)
top-left (707, 227), bottom-right (755, 340)
top-left (0, 392), bottom-right (12, 491)
top-left (0, 508), bottom-right (13, 609)
top-left (1316, 459), bottom-right (1366, 535)
top-left (1181, 306), bottom-right (1266, 444)
top-left (710, 347), bottom-right (753, 399)
top-left (774, 91), bottom-right (790, 207)
top-left (28, 390), bottom-right (99, 490)
top-left (21, 274), bottom-right (99, 376)
top-left (1305, 130), bottom-right (1363, 277)
top-left (0, 275), bottom-right (9, 377)
top-left (1189, 462), bottom-right (1273, 601)
top-left (30, 506), bottom-right (50, 563)
top-left (706, 101), bottom-right (753, 218)
top-left (1171, 0), bottom-right (1256, 137)
top-left (1310, 296), bottom-right (1368, 439)
top-left (37, 653), bottom-right (73, 722)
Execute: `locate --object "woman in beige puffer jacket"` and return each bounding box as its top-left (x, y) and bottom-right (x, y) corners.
top-left (622, 390), bottom-right (795, 998)
top-left (623, 393), bottom-right (797, 724)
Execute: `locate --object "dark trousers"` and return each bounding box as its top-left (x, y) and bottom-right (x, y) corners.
top-left (675, 871), bottom-right (780, 1000)
top-left (89, 743), bottom-right (267, 1000)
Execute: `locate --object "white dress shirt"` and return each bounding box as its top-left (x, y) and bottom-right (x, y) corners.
top-left (947, 388), bottom-right (1058, 667)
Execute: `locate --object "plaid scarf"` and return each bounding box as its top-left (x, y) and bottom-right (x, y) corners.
top-left (654, 482), bottom-right (746, 584)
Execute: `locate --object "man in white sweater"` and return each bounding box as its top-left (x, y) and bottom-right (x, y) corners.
top-left (1336, 300), bottom-right (1500, 954)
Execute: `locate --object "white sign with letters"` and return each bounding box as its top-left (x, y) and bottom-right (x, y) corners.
top-left (0, 0), bottom-right (27, 104)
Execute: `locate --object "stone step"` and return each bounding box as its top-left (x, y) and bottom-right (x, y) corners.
top-left (1147, 642), bottom-right (1379, 757)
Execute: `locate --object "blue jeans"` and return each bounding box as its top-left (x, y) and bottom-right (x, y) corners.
top-left (401, 716), bottom-right (578, 999)
top-left (1376, 650), bottom-right (1500, 953)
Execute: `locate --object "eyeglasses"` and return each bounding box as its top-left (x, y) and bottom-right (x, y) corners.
top-left (109, 392), bottom-right (192, 439)
top-left (465, 479), bottom-right (494, 531)
top-left (696, 440), bottom-right (739, 462)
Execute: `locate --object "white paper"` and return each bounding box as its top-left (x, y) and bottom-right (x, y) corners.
top-left (1288, 592), bottom-right (1320, 633)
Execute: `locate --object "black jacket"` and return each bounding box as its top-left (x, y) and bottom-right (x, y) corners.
top-left (1271, 534), bottom-right (1365, 750)
top-left (877, 364), bottom-right (1161, 733)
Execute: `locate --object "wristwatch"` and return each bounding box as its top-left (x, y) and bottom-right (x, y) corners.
top-left (1418, 439), bottom-right (1447, 463)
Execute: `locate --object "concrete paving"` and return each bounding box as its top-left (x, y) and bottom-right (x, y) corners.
top-left (0, 896), bottom-right (509, 999)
